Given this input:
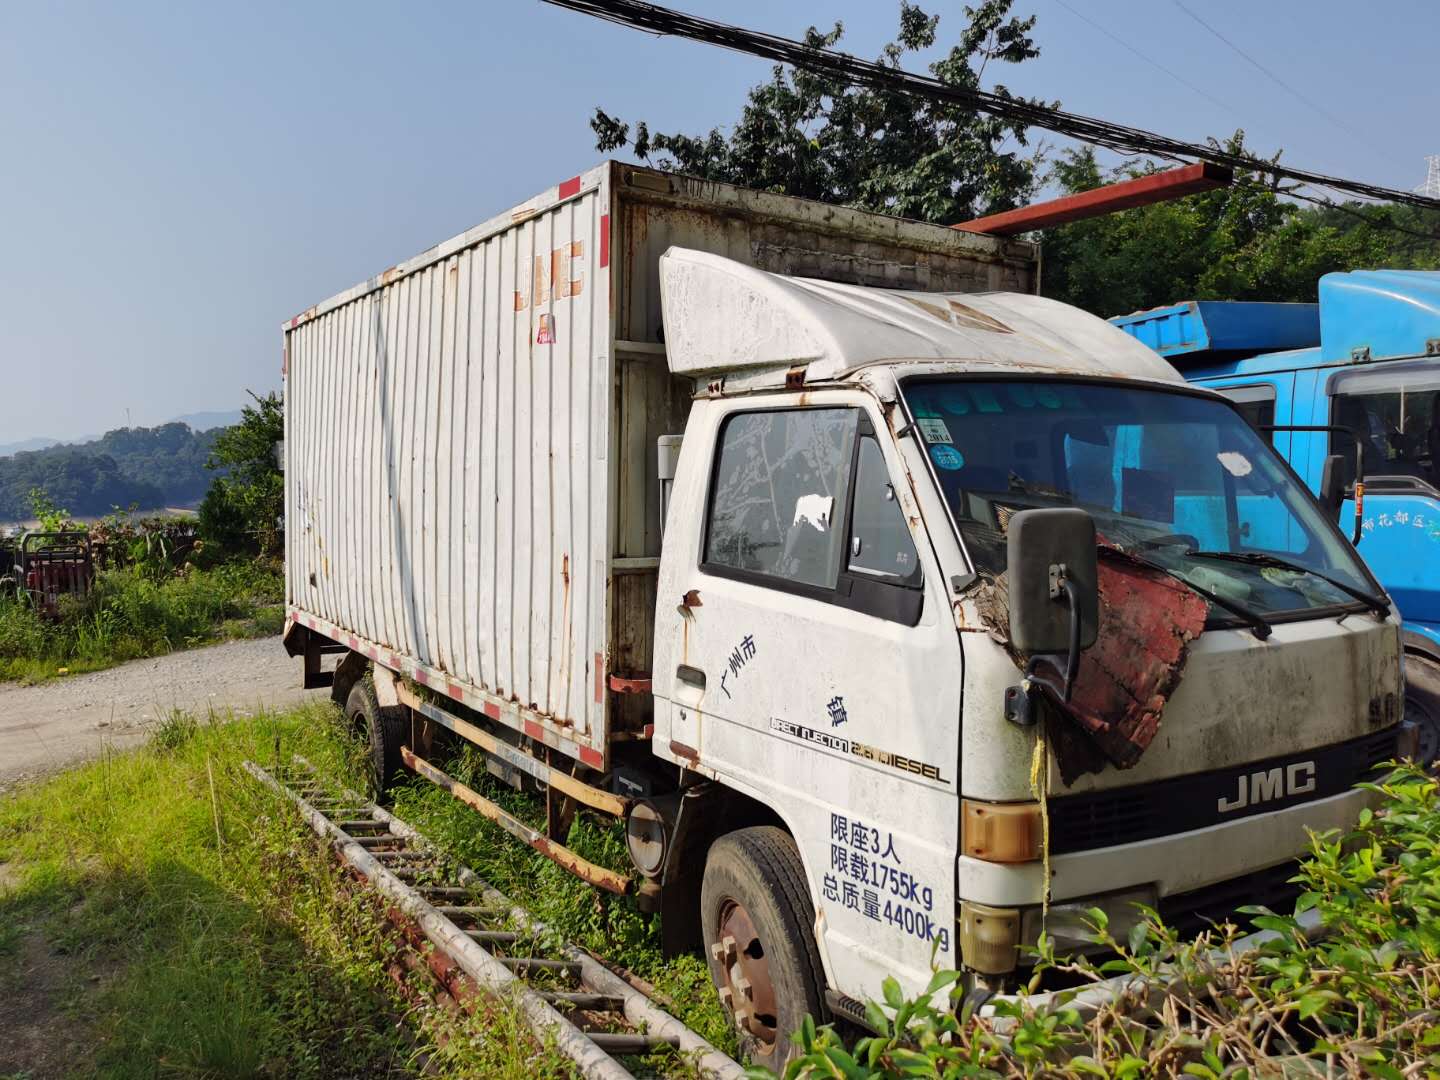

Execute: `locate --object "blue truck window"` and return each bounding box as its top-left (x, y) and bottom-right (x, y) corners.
top-left (1329, 360), bottom-right (1440, 488)
top-left (1216, 384), bottom-right (1276, 433)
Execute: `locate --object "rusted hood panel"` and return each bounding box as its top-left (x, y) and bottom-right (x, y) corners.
top-left (1050, 550), bottom-right (1209, 779)
top-left (972, 547), bottom-right (1209, 782)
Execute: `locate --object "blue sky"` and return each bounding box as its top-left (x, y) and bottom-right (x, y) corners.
top-left (1, 0), bottom-right (1434, 443)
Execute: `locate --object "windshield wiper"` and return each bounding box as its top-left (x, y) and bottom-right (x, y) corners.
top-left (1181, 550), bottom-right (1390, 619)
top-left (1113, 549), bottom-right (1273, 641)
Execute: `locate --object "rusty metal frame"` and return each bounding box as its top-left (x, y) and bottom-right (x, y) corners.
top-left (955, 163), bottom-right (1233, 236)
top-left (395, 684), bottom-right (628, 818)
top-left (401, 747), bottom-right (632, 895)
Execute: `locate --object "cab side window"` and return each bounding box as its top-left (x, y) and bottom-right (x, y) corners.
top-left (1217, 384), bottom-right (1276, 433)
top-left (704, 408), bottom-right (924, 624)
top-left (704, 408), bottom-right (858, 588)
top-left (848, 436), bottom-right (921, 585)
top-left (1329, 362), bottom-right (1440, 487)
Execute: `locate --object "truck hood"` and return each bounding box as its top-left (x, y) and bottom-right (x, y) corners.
top-left (960, 610), bottom-right (1402, 800)
top-left (1050, 611), bottom-right (1402, 794)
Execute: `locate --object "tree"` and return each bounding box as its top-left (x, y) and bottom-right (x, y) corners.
top-left (199, 392), bottom-right (283, 558)
top-left (1040, 136), bottom-right (1440, 316)
top-left (591, 1), bottom-right (1048, 224)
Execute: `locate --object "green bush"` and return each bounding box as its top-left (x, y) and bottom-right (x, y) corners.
top-left (768, 765), bottom-right (1440, 1078)
top-left (0, 560), bottom-right (283, 681)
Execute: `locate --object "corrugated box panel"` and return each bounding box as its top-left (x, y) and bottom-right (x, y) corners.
top-left (285, 161), bottom-right (1039, 765)
top-left (286, 170), bottom-right (611, 746)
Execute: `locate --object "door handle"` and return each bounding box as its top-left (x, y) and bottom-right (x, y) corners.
top-left (676, 664), bottom-right (707, 690)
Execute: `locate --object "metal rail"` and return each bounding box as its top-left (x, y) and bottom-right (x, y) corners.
top-left (244, 756), bottom-right (743, 1080)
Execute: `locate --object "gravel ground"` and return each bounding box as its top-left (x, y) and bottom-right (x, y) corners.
top-left (0, 636), bottom-right (323, 792)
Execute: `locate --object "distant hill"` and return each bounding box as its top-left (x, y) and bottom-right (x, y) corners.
top-left (169, 410), bottom-right (242, 431)
top-left (0, 422), bottom-right (228, 521)
top-left (0, 436), bottom-right (63, 458)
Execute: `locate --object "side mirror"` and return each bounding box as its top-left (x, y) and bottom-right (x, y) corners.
top-left (1006, 508), bottom-right (1099, 707)
top-left (1318, 453), bottom-right (1345, 518)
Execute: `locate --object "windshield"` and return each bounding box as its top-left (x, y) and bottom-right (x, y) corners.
top-left (903, 378), bottom-right (1379, 621)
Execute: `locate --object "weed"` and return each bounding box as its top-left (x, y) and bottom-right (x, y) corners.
top-left (0, 559), bottom-right (283, 683)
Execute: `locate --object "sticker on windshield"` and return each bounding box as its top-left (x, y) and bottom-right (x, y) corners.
top-left (915, 417), bottom-right (953, 444)
top-left (1217, 451), bottom-right (1253, 477)
top-left (929, 445), bottom-right (965, 471)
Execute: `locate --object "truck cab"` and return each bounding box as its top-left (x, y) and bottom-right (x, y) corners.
top-left (647, 250), bottom-right (1404, 1061)
top-left (1111, 270), bottom-right (1440, 761)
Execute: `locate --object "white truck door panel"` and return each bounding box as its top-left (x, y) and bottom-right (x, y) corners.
top-left (655, 394), bottom-right (964, 1001)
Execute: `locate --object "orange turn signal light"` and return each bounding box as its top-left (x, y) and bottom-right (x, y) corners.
top-left (962, 799), bottom-right (1043, 863)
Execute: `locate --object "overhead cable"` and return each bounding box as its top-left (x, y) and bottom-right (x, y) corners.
top-left (539, 0), bottom-right (1440, 214)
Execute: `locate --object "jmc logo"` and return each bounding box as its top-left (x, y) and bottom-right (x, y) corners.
top-left (1217, 761), bottom-right (1316, 813)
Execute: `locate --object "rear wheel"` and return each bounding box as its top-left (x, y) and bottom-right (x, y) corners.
top-left (1404, 654), bottom-right (1440, 766)
top-left (346, 679), bottom-right (408, 798)
top-left (700, 827), bottom-right (828, 1070)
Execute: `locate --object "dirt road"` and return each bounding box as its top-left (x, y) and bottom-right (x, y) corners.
top-left (0, 636), bottom-right (323, 791)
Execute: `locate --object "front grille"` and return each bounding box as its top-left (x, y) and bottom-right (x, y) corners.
top-left (1047, 728), bottom-right (1397, 855)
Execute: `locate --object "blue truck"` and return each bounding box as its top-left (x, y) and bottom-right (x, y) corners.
top-left (1111, 270), bottom-right (1440, 761)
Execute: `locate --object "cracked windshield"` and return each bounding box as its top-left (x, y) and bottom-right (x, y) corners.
top-left (904, 378), bottom-right (1379, 620)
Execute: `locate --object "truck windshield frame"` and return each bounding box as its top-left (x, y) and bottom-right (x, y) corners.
top-left (900, 374), bottom-right (1384, 626)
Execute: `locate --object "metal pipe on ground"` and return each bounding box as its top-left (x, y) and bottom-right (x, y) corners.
top-left (289, 755), bottom-right (747, 1080)
top-left (243, 760), bottom-right (635, 1080)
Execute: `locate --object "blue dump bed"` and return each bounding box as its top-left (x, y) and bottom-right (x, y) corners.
top-left (1109, 270), bottom-right (1440, 370)
top-left (1108, 300), bottom-right (1317, 360)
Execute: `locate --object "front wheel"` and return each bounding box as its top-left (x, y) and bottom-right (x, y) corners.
top-left (1404, 654), bottom-right (1440, 766)
top-left (700, 827), bottom-right (829, 1070)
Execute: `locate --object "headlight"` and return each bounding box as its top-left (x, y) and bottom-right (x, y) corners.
top-left (1019, 886), bottom-right (1158, 954)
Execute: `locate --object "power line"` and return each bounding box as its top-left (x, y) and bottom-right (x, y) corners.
top-left (1169, 0), bottom-right (1404, 169)
top-left (541, 0), bottom-right (1440, 213)
top-left (1052, 0), bottom-right (1240, 121)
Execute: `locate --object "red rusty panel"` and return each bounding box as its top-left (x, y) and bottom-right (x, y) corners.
top-left (1058, 547), bottom-right (1209, 770)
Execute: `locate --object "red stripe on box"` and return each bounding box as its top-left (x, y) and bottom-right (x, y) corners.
top-left (558, 175), bottom-right (581, 199)
top-left (579, 746), bottom-right (604, 770)
top-left (484, 702), bottom-right (501, 721)
top-left (523, 720), bottom-right (544, 741)
top-left (447, 682), bottom-right (463, 701)
top-left (414, 670), bottom-right (429, 686)
top-left (599, 215), bottom-right (609, 268)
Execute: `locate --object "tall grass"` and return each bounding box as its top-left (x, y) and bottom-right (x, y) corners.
top-left (0, 560), bottom-right (283, 682)
top-left (0, 704), bottom-right (719, 1078)
top-left (0, 703), bottom-right (422, 1078)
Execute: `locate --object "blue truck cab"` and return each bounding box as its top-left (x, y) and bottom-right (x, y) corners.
top-left (1111, 270), bottom-right (1440, 760)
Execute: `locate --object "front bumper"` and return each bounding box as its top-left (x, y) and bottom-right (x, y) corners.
top-left (958, 784), bottom-right (1376, 910)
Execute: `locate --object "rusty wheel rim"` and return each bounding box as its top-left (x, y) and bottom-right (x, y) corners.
top-left (712, 898), bottom-right (779, 1053)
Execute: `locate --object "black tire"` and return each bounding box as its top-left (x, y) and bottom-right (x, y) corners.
top-left (346, 679), bottom-right (409, 798)
top-left (1404, 654), bottom-right (1440, 766)
top-left (700, 827), bottom-right (829, 1070)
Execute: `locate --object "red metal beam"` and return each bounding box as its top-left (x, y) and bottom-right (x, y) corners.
top-left (954, 162), bottom-right (1233, 236)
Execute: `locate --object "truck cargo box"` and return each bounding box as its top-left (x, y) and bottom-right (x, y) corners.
top-left (282, 161), bottom-right (1038, 768)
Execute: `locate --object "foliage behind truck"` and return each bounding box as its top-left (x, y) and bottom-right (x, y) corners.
top-left (282, 163), bottom-right (1407, 1068)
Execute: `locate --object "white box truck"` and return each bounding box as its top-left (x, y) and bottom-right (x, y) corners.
top-left (282, 161), bottom-right (1409, 1068)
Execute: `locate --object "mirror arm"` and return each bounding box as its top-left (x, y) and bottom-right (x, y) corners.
top-left (1006, 570), bottom-right (1083, 727)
